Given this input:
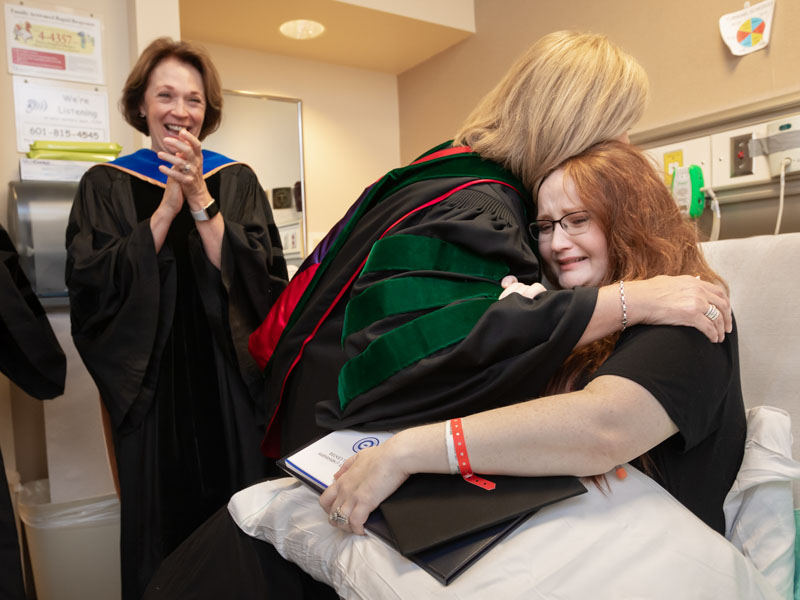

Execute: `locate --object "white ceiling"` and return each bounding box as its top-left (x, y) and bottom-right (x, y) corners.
top-left (179, 0), bottom-right (474, 75)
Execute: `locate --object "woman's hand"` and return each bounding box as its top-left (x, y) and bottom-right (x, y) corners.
top-left (499, 275), bottom-right (547, 300)
top-left (161, 176), bottom-right (184, 216)
top-left (157, 128), bottom-right (224, 268)
top-left (150, 177), bottom-right (184, 253)
top-left (157, 128), bottom-right (211, 211)
top-left (624, 275), bottom-right (732, 342)
top-left (319, 436), bottom-right (412, 535)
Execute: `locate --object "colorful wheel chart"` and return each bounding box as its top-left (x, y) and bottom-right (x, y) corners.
top-left (737, 17), bottom-right (765, 47)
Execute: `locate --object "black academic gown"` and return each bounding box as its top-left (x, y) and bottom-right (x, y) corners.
top-left (1, 224), bottom-right (66, 600)
top-left (65, 153), bottom-right (288, 600)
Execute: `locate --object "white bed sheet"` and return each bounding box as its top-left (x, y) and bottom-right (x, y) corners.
top-left (229, 466), bottom-right (781, 600)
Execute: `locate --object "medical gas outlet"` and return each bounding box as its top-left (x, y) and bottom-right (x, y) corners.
top-left (730, 134), bottom-right (754, 177)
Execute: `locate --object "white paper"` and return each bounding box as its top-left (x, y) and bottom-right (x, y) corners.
top-left (279, 221), bottom-right (303, 256)
top-left (5, 3), bottom-right (104, 84)
top-left (13, 75), bottom-right (110, 152)
top-left (19, 158), bottom-right (92, 182)
top-left (284, 429), bottom-right (395, 489)
top-left (718, 0), bottom-right (775, 56)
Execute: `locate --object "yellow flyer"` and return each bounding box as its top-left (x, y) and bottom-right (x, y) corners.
top-left (5, 3), bottom-right (104, 84)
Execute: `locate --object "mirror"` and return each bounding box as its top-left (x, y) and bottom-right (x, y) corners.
top-left (207, 90), bottom-right (306, 270)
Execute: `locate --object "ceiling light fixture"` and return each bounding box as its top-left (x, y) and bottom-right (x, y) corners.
top-left (279, 19), bottom-right (325, 40)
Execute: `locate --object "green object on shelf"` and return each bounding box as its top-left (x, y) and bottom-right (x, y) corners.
top-left (29, 140), bottom-right (122, 154)
top-left (26, 150), bottom-right (117, 162)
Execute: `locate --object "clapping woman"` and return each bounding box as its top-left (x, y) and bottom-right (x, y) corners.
top-left (66, 38), bottom-right (288, 599)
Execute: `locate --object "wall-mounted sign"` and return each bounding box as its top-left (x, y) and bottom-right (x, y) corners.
top-left (13, 75), bottom-right (110, 152)
top-left (5, 3), bottom-right (104, 84)
top-left (719, 0), bottom-right (775, 57)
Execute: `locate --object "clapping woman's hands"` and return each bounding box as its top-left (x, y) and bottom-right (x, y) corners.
top-left (150, 158), bottom-right (186, 253)
top-left (157, 128), bottom-right (211, 211)
top-left (160, 176), bottom-right (184, 217)
top-left (155, 128), bottom-right (223, 267)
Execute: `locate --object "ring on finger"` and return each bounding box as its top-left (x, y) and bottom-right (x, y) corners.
top-left (704, 304), bottom-right (720, 322)
top-left (180, 162), bottom-right (191, 174)
top-left (328, 506), bottom-right (349, 525)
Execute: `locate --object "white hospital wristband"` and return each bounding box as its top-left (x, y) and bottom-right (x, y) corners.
top-left (444, 420), bottom-right (460, 474)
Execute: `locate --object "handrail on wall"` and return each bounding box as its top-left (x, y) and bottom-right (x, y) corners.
top-left (631, 91), bottom-right (800, 149)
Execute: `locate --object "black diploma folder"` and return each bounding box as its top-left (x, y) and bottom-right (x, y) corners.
top-left (364, 507), bottom-right (531, 585)
top-left (380, 472), bottom-right (587, 556)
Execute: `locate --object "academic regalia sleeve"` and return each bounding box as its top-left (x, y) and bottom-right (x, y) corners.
top-left (65, 167), bottom-right (175, 431)
top-left (321, 183), bottom-right (597, 430)
top-left (188, 165), bottom-right (288, 416)
top-left (0, 226), bottom-right (65, 400)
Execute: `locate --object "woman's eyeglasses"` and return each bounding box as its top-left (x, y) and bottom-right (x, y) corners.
top-left (529, 210), bottom-right (592, 240)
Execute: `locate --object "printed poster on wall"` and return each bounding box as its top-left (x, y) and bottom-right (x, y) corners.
top-left (13, 75), bottom-right (110, 152)
top-left (718, 0), bottom-right (776, 56)
top-left (5, 3), bottom-right (104, 84)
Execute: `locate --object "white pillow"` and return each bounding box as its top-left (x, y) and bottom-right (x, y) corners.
top-left (724, 406), bottom-right (800, 600)
top-left (230, 466), bottom-right (781, 600)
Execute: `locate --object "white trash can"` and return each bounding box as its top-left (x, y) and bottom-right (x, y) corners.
top-left (17, 479), bottom-right (121, 600)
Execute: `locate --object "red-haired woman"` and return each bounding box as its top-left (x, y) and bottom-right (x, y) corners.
top-left (321, 141), bottom-right (745, 537)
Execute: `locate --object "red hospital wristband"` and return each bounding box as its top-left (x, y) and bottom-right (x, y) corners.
top-left (450, 418), bottom-right (495, 491)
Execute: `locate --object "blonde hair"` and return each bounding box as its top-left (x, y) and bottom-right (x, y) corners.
top-left (454, 31), bottom-right (649, 192)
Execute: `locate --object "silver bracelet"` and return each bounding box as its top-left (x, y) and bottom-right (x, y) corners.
top-left (619, 280), bottom-right (628, 331)
top-left (444, 420), bottom-right (460, 474)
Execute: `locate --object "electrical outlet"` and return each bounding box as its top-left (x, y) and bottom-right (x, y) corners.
top-left (730, 134), bottom-right (754, 177)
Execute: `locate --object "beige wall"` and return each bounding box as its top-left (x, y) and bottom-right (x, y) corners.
top-left (199, 42), bottom-right (401, 241)
top-left (398, 0), bottom-right (800, 163)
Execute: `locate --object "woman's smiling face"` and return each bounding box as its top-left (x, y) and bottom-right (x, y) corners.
top-left (536, 168), bottom-right (609, 289)
top-left (140, 56), bottom-right (206, 153)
